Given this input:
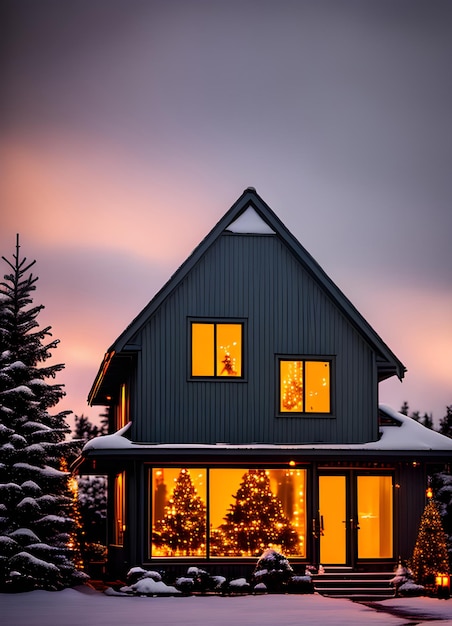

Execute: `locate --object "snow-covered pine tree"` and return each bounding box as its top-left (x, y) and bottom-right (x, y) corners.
top-left (0, 236), bottom-right (87, 591)
top-left (72, 415), bottom-right (107, 553)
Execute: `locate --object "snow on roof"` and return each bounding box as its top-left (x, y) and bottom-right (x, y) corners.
top-left (225, 206), bottom-right (276, 234)
top-left (82, 406), bottom-right (452, 454)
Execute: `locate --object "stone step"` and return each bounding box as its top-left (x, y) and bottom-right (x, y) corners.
top-left (313, 571), bottom-right (395, 599)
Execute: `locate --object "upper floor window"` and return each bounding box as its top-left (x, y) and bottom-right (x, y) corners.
top-left (115, 382), bottom-right (129, 429)
top-left (279, 358), bottom-right (331, 414)
top-left (191, 321), bottom-right (243, 378)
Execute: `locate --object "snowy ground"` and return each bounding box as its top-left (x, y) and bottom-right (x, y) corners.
top-left (1, 588), bottom-right (452, 626)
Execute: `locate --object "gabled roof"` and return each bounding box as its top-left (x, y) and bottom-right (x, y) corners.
top-left (89, 188), bottom-right (405, 405)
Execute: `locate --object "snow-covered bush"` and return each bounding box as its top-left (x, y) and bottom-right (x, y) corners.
top-left (390, 562), bottom-right (425, 597)
top-left (251, 548), bottom-right (314, 594)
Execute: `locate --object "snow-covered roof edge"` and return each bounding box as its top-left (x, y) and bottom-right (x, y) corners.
top-left (81, 406), bottom-right (452, 453)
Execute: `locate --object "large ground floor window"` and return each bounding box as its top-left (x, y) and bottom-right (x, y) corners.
top-left (149, 467), bottom-right (307, 558)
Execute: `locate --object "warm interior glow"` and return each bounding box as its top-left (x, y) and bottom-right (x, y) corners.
top-left (319, 475), bottom-right (346, 564)
top-left (216, 324), bottom-right (242, 376)
top-left (151, 468), bottom-right (206, 557)
top-left (280, 359), bottom-right (330, 413)
top-left (280, 361), bottom-right (303, 412)
top-left (150, 467), bottom-right (305, 558)
top-left (305, 361), bottom-right (330, 412)
top-left (357, 475), bottom-right (393, 559)
top-left (192, 323), bottom-right (215, 376)
top-left (114, 472), bottom-right (126, 546)
top-left (117, 383), bottom-right (128, 429)
top-left (192, 323), bottom-right (242, 377)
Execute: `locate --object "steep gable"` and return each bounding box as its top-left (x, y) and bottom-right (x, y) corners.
top-left (89, 188), bottom-right (405, 408)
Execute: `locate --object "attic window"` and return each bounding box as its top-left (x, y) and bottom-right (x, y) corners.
top-left (191, 322), bottom-right (243, 378)
top-left (279, 358), bottom-right (331, 414)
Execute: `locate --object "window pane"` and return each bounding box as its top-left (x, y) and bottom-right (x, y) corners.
top-left (357, 475), bottom-right (393, 559)
top-left (151, 468), bottom-right (206, 557)
top-left (280, 361), bottom-right (303, 412)
top-left (114, 472), bottom-right (126, 546)
top-left (192, 323), bottom-right (214, 376)
top-left (209, 468), bottom-right (306, 557)
top-left (216, 324), bottom-right (242, 376)
top-left (305, 361), bottom-right (330, 413)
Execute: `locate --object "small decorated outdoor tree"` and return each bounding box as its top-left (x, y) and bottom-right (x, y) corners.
top-left (411, 497), bottom-right (449, 588)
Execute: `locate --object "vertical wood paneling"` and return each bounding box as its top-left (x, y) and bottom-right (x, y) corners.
top-left (132, 233), bottom-right (376, 444)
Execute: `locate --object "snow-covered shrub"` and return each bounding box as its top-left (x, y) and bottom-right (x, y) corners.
top-left (390, 562), bottom-right (425, 597)
top-left (120, 567), bottom-right (179, 596)
top-left (251, 548), bottom-right (314, 594)
top-left (174, 566), bottom-right (225, 594)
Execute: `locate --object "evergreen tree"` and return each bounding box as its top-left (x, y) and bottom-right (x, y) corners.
top-left (211, 469), bottom-right (299, 557)
top-left (411, 498), bottom-right (449, 586)
top-left (0, 236), bottom-right (86, 590)
top-left (152, 468), bottom-right (206, 556)
top-left (400, 401), bottom-right (409, 416)
top-left (71, 415), bottom-right (107, 562)
top-left (439, 406), bottom-right (452, 439)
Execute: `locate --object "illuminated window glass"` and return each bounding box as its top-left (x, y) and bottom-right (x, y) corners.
top-left (151, 468), bottom-right (206, 557)
top-left (114, 472), bottom-right (126, 546)
top-left (191, 322), bottom-right (242, 377)
top-left (280, 359), bottom-right (330, 413)
top-left (209, 468), bottom-right (306, 558)
top-left (115, 383), bottom-right (129, 429)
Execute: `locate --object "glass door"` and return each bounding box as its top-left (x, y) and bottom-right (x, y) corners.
top-left (318, 475), bottom-right (348, 565)
top-left (357, 475), bottom-right (393, 559)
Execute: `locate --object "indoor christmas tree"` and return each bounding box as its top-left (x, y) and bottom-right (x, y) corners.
top-left (152, 468), bottom-right (206, 556)
top-left (211, 469), bottom-right (299, 556)
top-left (410, 496), bottom-right (450, 587)
top-left (0, 236), bottom-right (86, 590)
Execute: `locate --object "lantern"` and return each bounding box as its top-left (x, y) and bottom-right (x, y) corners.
top-left (436, 573), bottom-right (450, 599)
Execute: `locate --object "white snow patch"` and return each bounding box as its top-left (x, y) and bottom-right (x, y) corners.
top-left (226, 206), bottom-right (275, 234)
top-left (82, 406), bottom-right (452, 452)
top-left (128, 578), bottom-right (180, 595)
top-left (5, 589), bottom-right (451, 626)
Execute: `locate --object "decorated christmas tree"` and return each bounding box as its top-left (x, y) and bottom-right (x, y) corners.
top-left (411, 497), bottom-right (449, 586)
top-left (152, 469), bottom-right (206, 556)
top-left (0, 237), bottom-right (86, 590)
top-left (211, 469), bottom-right (299, 556)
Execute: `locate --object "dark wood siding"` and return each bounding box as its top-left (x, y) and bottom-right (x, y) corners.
top-left (131, 233), bottom-right (378, 444)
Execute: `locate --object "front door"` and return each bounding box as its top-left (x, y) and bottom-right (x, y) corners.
top-left (318, 473), bottom-right (393, 566)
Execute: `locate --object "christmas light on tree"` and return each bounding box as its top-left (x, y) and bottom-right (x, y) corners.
top-left (152, 469), bottom-right (206, 556)
top-left (281, 361), bottom-right (303, 411)
top-left (210, 469), bottom-right (300, 556)
top-left (410, 498), bottom-right (449, 586)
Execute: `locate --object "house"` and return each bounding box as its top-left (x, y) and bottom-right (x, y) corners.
top-left (74, 188), bottom-right (452, 580)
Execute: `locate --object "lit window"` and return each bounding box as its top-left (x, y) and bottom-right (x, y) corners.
top-left (114, 472), bottom-right (126, 546)
top-left (148, 467), bottom-right (306, 558)
top-left (280, 359), bottom-right (330, 413)
top-left (151, 468), bottom-right (206, 557)
top-left (191, 322), bottom-right (242, 377)
top-left (116, 383), bottom-right (129, 429)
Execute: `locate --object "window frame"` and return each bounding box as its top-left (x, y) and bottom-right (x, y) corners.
top-left (189, 318), bottom-right (246, 380)
top-left (146, 465), bottom-right (308, 560)
top-left (276, 355), bottom-right (334, 416)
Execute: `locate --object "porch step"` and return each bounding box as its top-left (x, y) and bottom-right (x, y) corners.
top-left (313, 570), bottom-right (395, 600)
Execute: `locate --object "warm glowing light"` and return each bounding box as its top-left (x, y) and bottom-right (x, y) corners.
top-left (192, 323), bottom-right (242, 376)
top-left (426, 486), bottom-right (433, 499)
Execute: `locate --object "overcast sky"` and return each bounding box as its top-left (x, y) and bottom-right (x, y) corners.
top-left (1, 0), bottom-right (451, 427)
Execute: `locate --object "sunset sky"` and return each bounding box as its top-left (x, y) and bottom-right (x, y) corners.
top-left (1, 0), bottom-right (451, 428)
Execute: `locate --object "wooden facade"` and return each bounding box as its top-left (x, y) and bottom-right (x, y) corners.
top-left (75, 188), bottom-right (452, 579)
